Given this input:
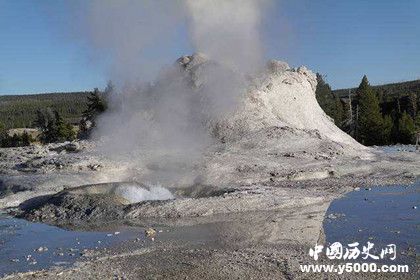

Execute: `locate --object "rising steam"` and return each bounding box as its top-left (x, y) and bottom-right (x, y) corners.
top-left (186, 0), bottom-right (267, 72)
top-left (76, 0), bottom-right (270, 184)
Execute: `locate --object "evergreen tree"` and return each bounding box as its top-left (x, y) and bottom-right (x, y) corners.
top-left (333, 97), bottom-right (345, 126)
top-left (398, 112), bottom-right (415, 144)
top-left (356, 75), bottom-right (384, 145)
top-left (20, 131), bottom-right (32, 146)
top-left (80, 87), bottom-right (108, 138)
top-left (34, 109), bottom-right (55, 143)
top-left (415, 115), bottom-right (420, 147)
top-left (34, 109), bottom-right (75, 143)
top-left (396, 97), bottom-right (402, 114)
top-left (54, 111), bottom-right (76, 141)
top-left (315, 74), bottom-right (344, 126)
top-left (407, 92), bottom-right (417, 119)
top-left (356, 75), bottom-right (370, 99)
top-left (381, 115), bottom-right (393, 145)
top-left (0, 131), bottom-right (33, 148)
top-left (10, 134), bottom-right (20, 147)
top-left (390, 104), bottom-right (402, 144)
top-left (415, 114), bottom-right (420, 130)
top-left (0, 122), bottom-right (6, 146)
top-left (341, 90), bottom-right (357, 137)
top-left (83, 88), bottom-right (107, 123)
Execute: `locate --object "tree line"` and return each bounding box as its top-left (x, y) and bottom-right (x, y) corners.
top-left (0, 84), bottom-right (110, 147)
top-left (316, 75), bottom-right (420, 145)
top-left (0, 91), bottom-right (92, 129)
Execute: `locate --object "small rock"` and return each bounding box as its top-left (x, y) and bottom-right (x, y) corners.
top-left (145, 228), bottom-right (156, 238)
top-left (36, 246), bottom-right (48, 252)
top-left (64, 142), bottom-right (80, 152)
top-left (89, 164), bottom-right (102, 171)
top-left (327, 213), bottom-right (345, 220)
top-left (353, 187), bottom-right (360, 191)
top-left (413, 206), bottom-right (417, 209)
top-left (10, 258), bottom-right (19, 262)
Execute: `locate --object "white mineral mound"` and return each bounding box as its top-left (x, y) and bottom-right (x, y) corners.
top-left (176, 54), bottom-right (369, 185)
top-left (178, 54), bottom-right (363, 150)
top-left (235, 61), bottom-right (362, 148)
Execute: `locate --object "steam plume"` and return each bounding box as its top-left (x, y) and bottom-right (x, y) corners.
top-left (77, 0), bottom-right (270, 184)
top-left (186, 0), bottom-right (266, 72)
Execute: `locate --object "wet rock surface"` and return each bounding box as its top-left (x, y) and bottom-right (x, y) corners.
top-left (17, 192), bottom-right (126, 226)
top-left (0, 180), bottom-right (32, 199)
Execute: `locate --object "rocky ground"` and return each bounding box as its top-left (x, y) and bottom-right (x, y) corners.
top-left (1, 140), bottom-right (419, 279)
top-left (5, 242), bottom-right (417, 280)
